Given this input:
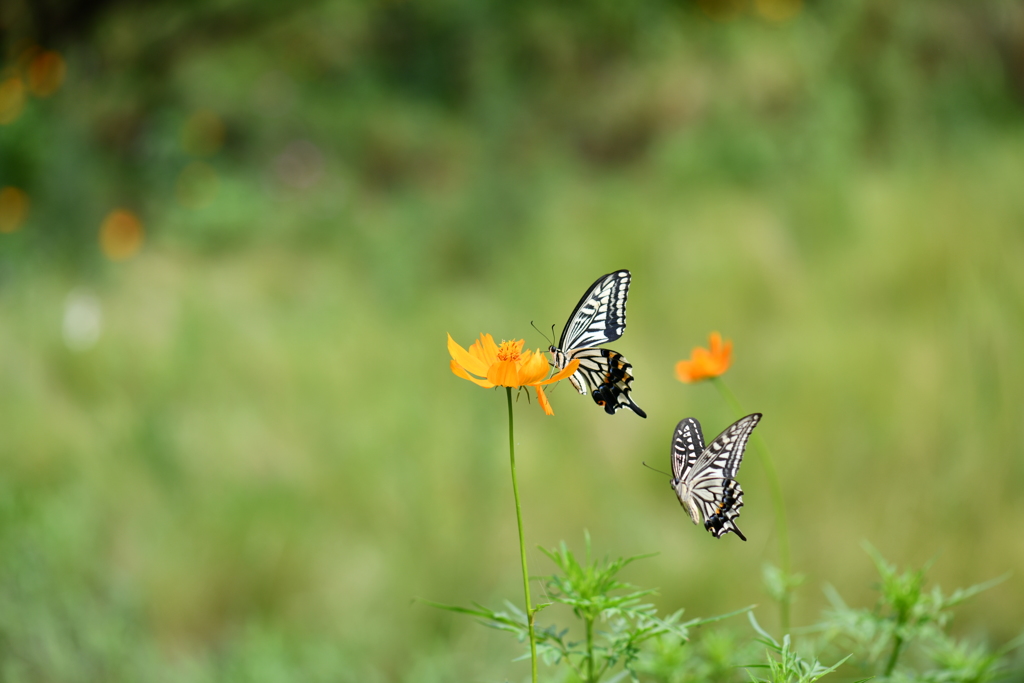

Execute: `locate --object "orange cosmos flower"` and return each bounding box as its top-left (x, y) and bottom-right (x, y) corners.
top-left (675, 332), bottom-right (733, 383)
top-left (448, 333), bottom-right (580, 415)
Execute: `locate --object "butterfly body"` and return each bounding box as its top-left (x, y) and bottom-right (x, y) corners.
top-left (550, 270), bottom-right (646, 418)
top-left (670, 414), bottom-right (761, 540)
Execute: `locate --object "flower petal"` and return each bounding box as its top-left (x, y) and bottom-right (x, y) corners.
top-left (675, 359), bottom-right (697, 383)
top-left (692, 348), bottom-right (715, 374)
top-left (448, 333), bottom-right (489, 377)
top-left (451, 360), bottom-right (494, 388)
top-left (517, 349), bottom-right (549, 385)
top-left (535, 385), bottom-right (554, 415)
top-left (719, 339), bottom-right (733, 368)
top-left (709, 332), bottom-right (723, 356)
top-left (478, 333), bottom-right (499, 361)
top-left (538, 358), bottom-right (580, 385)
top-left (487, 359), bottom-right (521, 387)
top-left (676, 333), bottom-right (733, 383)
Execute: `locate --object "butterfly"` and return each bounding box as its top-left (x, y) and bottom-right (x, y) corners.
top-left (670, 413), bottom-right (761, 540)
top-left (548, 270), bottom-right (646, 418)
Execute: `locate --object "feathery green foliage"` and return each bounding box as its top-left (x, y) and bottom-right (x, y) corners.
top-left (745, 613), bottom-right (853, 683)
top-left (432, 534), bottom-right (752, 682)
top-left (816, 545), bottom-right (1017, 682)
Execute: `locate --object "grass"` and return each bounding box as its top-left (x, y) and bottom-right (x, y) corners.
top-left (3, 2), bottom-right (1024, 678)
top-left (3, 137), bottom-right (1024, 679)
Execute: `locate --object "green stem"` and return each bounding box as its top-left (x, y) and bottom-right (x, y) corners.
top-left (711, 377), bottom-right (792, 633)
top-left (585, 616), bottom-right (595, 683)
top-left (506, 388), bottom-right (538, 683)
top-left (884, 633), bottom-right (904, 677)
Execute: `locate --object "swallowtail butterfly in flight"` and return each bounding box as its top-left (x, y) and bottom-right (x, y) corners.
top-left (549, 270), bottom-right (646, 417)
top-left (670, 413), bottom-right (761, 540)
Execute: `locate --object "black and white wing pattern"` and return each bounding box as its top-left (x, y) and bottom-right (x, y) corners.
top-left (548, 270), bottom-right (646, 418)
top-left (670, 414), bottom-right (761, 540)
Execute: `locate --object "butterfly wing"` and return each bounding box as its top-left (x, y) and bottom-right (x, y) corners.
top-left (689, 413), bottom-right (761, 478)
top-left (672, 413), bottom-right (761, 541)
top-left (688, 478), bottom-right (746, 540)
top-left (557, 270), bottom-right (631, 351)
top-left (568, 348), bottom-right (646, 417)
top-left (549, 270), bottom-right (643, 417)
top-left (670, 417), bottom-right (706, 481)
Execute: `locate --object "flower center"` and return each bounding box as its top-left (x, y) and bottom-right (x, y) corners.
top-left (496, 340), bottom-right (521, 362)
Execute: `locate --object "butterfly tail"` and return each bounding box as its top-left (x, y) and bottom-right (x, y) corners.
top-left (621, 394), bottom-right (647, 418)
top-left (706, 517), bottom-right (746, 541)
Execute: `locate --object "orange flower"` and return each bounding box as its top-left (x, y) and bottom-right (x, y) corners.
top-left (448, 333), bottom-right (579, 415)
top-left (675, 332), bottom-right (733, 383)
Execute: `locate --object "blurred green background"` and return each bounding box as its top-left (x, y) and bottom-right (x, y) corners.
top-left (2, 0), bottom-right (1024, 680)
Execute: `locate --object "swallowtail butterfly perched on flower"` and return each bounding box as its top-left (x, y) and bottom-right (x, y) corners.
top-left (549, 270), bottom-right (646, 417)
top-left (670, 413), bottom-right (761, 540)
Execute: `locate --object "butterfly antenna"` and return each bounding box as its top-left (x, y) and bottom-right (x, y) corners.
top-left (530, 320), bottom-right (554, 346)
top-left (642, 461), bottom-right (671, 477)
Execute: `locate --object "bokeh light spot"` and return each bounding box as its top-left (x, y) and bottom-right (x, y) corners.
top-left (181, 110), bottom-right (225, 157)
top-left (27, 50), bottom-right (67, 97)
top-left (176, 161), bottom-right (220, 209)
top-left (755, 0), bottom-right (802, 23)
top-left (0, 76), bottom-right (26, 125)
top-left (62, 289), bottom-right (103, 352)
top-left (0, 186), bottom-right (30, 233)
top-left (99, 209), bottom-right (145, 261)
top-left (698, 0), bottom-right (747, 22)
